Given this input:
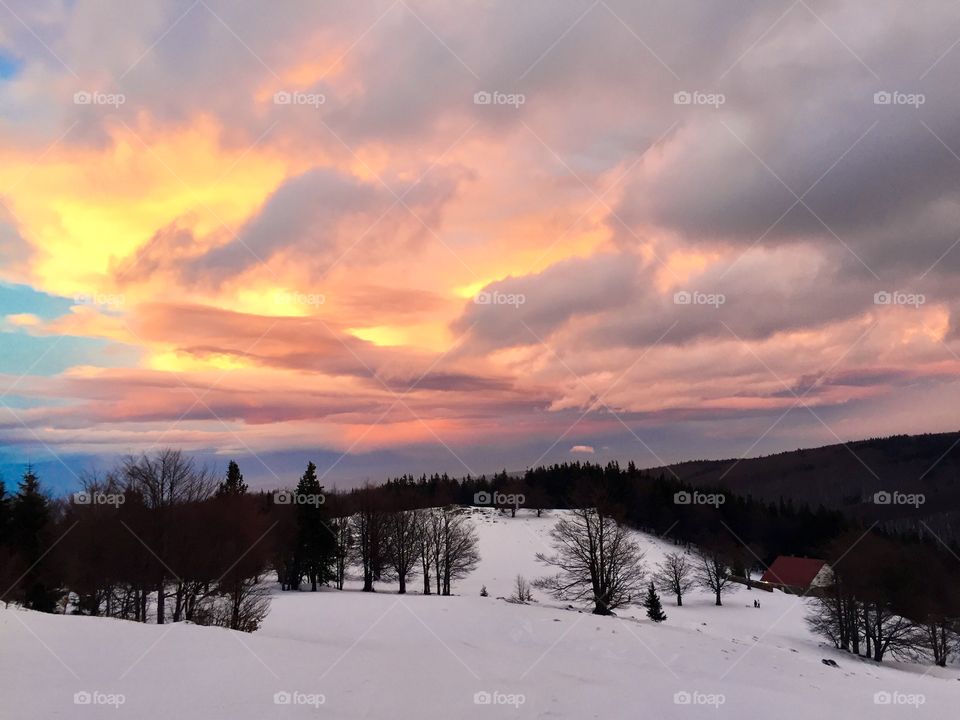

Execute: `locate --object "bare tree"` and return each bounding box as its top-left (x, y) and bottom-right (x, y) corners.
top-left (510, 575), bottom-right (533, 603)
top-left (806, 532), bottom-right (934, 663)
top-left (807, 590), bottom-right (859, 653)
top-left (654, 551), bottom-right (696, 606)
top-left (217, 576), bottom-right (271, 633)
top-left (193, 577), bottom-right (270, 633)
top-left (917, 615), bottom-right (959, 667)
top-left (122, 449), bottom-right (213, 623)
top-left (522, 482), bottom-right (549, 518)
top-left (861, 599), bottom-right (919, 662)
top-left (351, 487), bottom-right (389, 592)
top-left (804, 531), bottom-right (867, 654)
top-left (208, 495), bottom-right (273, 632)
top-left (331, 515), bottom-right (351, 591)
top-left (908, 549), bottom-right (960, 667)
top-left (122, 449), bottom-right (213, 508)
top-left (385, 507), bottom-right (420, 594)
top-left (535, 505), bottom-right (646, 615)
top-left (695, 544), bottom-right (736, 607)
top-left (428, 507), bottom-right (480, 595)
top-left (415, 509), bottom-right (436, 595)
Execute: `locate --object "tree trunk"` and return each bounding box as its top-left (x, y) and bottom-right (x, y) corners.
top-left (863, 611), bottom-right (871, 659)
top-left (849, 598), bottom-right (859, 654)
top-left (936, 624), bottom-right (948, 667)
top-left (230, 585), bottom-right (241, 630)
top-left (173, 583), bottom-right (184, 622)
top-left (421, 554), bottom-right (431, 595)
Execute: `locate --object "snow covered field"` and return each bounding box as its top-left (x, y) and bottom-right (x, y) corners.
top-left (1, 508), bottom-right (955, 718)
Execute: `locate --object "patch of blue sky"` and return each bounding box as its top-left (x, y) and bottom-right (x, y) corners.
top-left (0, 282), bottom-right (140, 376)
top-left (0, 330), bottom-right (139, 376)
top-left (0, 282), bottom-right (73, 319)
top-left (0, 51), bottom-right (22, 79)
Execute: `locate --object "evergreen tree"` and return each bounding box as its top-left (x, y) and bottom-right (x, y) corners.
top-left (643, 582), bottom-right (667, 622)
top-left (294, 462), bottom-right (335, 591)
top-left (216, 460), bottom-right (248, 497)
top-left (0, 478), bottom-right (10, 546)
top-left (10, 466), bottom-right (56, 611)
top-left (0, 476), bottom-right (15, 606)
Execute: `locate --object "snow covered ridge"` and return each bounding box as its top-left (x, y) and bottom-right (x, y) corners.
top-left (1, 507), bottom-right (956, 719)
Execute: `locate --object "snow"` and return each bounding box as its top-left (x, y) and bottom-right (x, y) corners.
top-left (1, 507), bottom-right (955, 718)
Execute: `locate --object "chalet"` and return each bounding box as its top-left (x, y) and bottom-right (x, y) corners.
top-left (758, 556), bottom-right (832, 595)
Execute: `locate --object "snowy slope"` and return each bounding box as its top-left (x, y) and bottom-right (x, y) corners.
top-left (1, 507), bottom-right (955, 719)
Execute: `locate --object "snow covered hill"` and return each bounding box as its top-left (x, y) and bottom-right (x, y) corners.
top-left (1, 508), bottom-right (954, 718)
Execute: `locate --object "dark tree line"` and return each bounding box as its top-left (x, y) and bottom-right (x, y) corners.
top-left (0, 451), bottom-right (484, 631)
top-left (372, 462), bottom-right (853, 566)
top-left (0, 452), bottom-right (275, 631)
top-left (337, 482), bottom-right (480, 596)
top-left (3, 455), bottom-right (956, 664)
top-left (806, 531), bottom-right (960, 665)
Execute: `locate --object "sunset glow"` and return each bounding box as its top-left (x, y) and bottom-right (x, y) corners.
top-left (2, 0), bottom-right (960, 488)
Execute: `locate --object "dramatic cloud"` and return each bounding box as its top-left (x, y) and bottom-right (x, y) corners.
top-left (2, 0), bottom-right (960, 487)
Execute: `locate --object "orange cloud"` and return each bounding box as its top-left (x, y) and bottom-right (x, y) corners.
top-left (0, 116), bottom-right (292, 298)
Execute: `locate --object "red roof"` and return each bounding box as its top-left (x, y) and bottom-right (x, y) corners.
top-left (760, 556), bottom-right (827, 587)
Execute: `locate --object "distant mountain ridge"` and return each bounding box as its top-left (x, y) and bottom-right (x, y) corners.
top-left (650, 431), bottom-right (960, 537)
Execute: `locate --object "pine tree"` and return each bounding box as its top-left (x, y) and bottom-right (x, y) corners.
top-left (0, 478), bottom-right (10, 546)
top-left (216, 460), bottom-right (248, 497)
top-left (643, 582), bottom-right (667, 622)
top-left (294, 462), bottom-right (335, 591)
top-left (10, 466), bottom-right (56, 611)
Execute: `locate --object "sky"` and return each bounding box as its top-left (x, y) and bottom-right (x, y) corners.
top-left (1, 0), bottom-right (960, 493)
